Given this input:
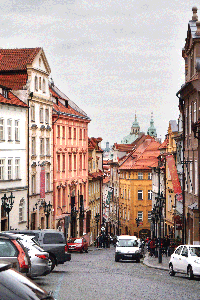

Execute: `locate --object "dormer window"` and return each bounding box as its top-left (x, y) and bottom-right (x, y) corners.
top-left (2, 89), bottom-right (8, 99)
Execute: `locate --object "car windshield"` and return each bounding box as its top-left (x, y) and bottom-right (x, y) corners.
top-left (190, 247), bottom-right (200, 257)
top-left (117, 239), bottom-right (138, 247)
top-left (72, 239), bottom-right (82, 244)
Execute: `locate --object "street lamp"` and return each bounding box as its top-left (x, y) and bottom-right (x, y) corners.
top-left (1, 192), bottom-right (15, 230)
top-left (95, 213), bottom-right (100, 236)
top-left (43, 201), bottom-right (52, 229)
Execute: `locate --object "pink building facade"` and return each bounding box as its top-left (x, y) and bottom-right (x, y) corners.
top-left (51, 84), bottom-right (90, 238)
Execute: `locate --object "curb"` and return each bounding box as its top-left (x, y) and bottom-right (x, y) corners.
top-left (142, 254), bottom-right (169, 271)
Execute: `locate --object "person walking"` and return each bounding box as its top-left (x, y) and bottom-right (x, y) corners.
top-left (149, 238), bottom-right (156, 257)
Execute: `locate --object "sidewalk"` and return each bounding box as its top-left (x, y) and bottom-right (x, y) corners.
top-left (143, 252), bottom-right (170, 271)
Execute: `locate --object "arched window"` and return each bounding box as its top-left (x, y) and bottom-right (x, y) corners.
top-left (35, 76), bottom-right (38, 91)
top-left (42, 79), bottom-right (46, 93)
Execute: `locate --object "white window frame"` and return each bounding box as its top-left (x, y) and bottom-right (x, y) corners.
top-left (148, 211), bottom-right (151, 222)
top-left (46, 173), bottom-right (50, 192)
top-left (148, 190), bottom-right (152, 200)
top-left (39, 107), bottom-right (44, 123)
top-left (42, 78), bottom-right (46, 93)
top-left (0, 159), bottom-right (5, 180)
top-left (138, 172), bottom-right (143, 180)
top-left (7, 119), bottom-right (12, 141)
top-left (0, 119), bottom-right (4, 141)
top-left (138, 211), bottom-right (143, 221)
top-left (35, 76), bottom-right (38, 91)
top-left (138, 190), bottom-right (143, 200)
top-left (15, 120), bottom-right (20, 141)
top-left (148, 172), bottom-right (152, 180)
top-left (8, 158), bottom-right (12, 180)
top-left (46, 138), bottom-right (50, 155)
top-left (31, 175), bottom-right (36, 194)
top-left (45, 108), bottom-right (49, 124)
top-left (32, 137), bottom-right (36, 155)
top-left (19, 197), bottom-right (26, 222)
top-left (40, 138), bottom-right (44, 155)
top-left (15, 158), bottom-right (20, 179)
top-left (31, 105), bottom-right (35, 121)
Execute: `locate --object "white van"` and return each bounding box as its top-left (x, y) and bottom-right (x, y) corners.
top-left (115, 235), bottom-right (140, 263)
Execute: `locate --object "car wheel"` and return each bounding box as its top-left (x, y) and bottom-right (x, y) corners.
top-left (187, 266), bottom-right (194, 280)
top-left (115, 256), bottom-right (119, 262)
top-left (80, 249), bottom-right (83, 253)
top-left (136, 258), bottom-right (140, 263)
top-left (48, 255), bottom-right (56, 272)
top-left (169, 264), bottom-right (175, 276)
top-left (85, 249), bottom-right (88, 253)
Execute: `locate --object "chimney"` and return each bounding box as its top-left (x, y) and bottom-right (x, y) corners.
top-left (192, 6), bottom-right (198, 21)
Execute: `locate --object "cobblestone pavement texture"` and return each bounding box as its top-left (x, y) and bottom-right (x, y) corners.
top-left (143, 251), bottom-right (170, 270)
top-left (34, 246), bottom-right (200, 300)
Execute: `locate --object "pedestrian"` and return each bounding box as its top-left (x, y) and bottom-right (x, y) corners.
top-left (149, 238), bottom-right (156, 257)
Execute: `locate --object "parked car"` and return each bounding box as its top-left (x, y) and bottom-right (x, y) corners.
top-left (0, 262), bottom-right (54, 299)
top-left (0, 233), bottom-right (30, 274)
top-left (169, 244), bottom-right (200, 279)
top-left (13, 234), bottom-right (50, 278)
top-left (67, 237), bottom-right (88, 253)
top-left (6, 229), bottom-right (71, 271)
top-left (115, 235), bottom-right (141, 263)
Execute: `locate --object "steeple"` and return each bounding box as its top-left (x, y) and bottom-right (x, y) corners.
top-left (121, 112), bottom-right (141, 144)
top-left (147, 112), bottom-right (157, 138)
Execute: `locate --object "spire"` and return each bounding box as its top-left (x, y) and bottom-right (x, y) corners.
top-left (147, 112), bottom-right (157, 138)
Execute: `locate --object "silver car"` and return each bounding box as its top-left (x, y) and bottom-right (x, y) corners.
top-left (14, 234), bottom-right (50, 278)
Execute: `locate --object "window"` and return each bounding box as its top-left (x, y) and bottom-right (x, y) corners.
top-left (31, 175), bottom-right (36, 194)
top-left (83, 129), bottom-right (86, 140)
top-left (8, 159), bottom-right (12, 180)
top-left (39, 77), bottom-right (41, 90)
top-left (63, 188), bottom-right (66, 206)
top-left (148, 190), bottom-right (152, 200)
top-left (74, 155), bottom-right (76, 170)
top-left (138, 211), bottom-right (143, 221)
top-left (2, 89), bottom-right (8, 99)
top-left (74, 128), bottom-right (76, 140)
top-left (62, 154), bottom-right (65, 172)
top-left (79, 154), bottom-right (82, 170)
top-left (189, 105), bottom-right (191, 134)
top-left (0, 159), bottom-right (5, 180)
top-left (46, 138), bottom-right (50, 156)
top-left (40, 138), bottom-right (44, 155)
top-left (32, 137), bottom-right (36, 155)
top-left (194, 102), bottom-right (197, 122)
top-left (148, 172), bottom-right (152, 180)
top-left (0, 240), bottom-right (18, 257)
top-left (46, 173), bottom-right (50, 192)
top-left (19, 197), bottom-right (26, 222)
top-left (57, 125), bottom-right (60, 138)
top-left (168, 195), bottom-right (171, 211)
top-left (15, 158), bottom-right (20, 179)
top-left (93, 161), bottom-right (95, 170)
top-left (175, 246), bottom-right (183, 255)
top-left (42, 79), bottom-right (46, 93)
top-left (35, 76), bottom-right (38, 91)
top-left (189, 162), bottom-right (193, 193)
top-left (57, 154), bottom-right (60, 171)
top-left (79, 128), bottom-right (82, 140)
top-left (181, 246), bottom-right (188, 257)
top-left (7, 119), bottom-right (12, 140)
top-left (83, 154), bottom-right (86, 169)
top-left (0, 119), bottom-right (4, 140)
top-left (138, 190), bottom-right (143, 200)
top-left (69, 154), bottom-right (72, 171)
top-left (185, 108), bottom-right (188, 136)
top-left (45, 108), bottom-right (49, 124)
top-left (39, 107), bottom-right (44, 123)
top-left (39, 58), bottom-right (41, 67)
top-left (138, 172), bottom-right (143, 180)
top-left (69, 127), bottom-right (72, 139)
top-left (148, 211), bottom-right (151, 222)
top-left (31, 105), bottom-right (35, 121)
top-left (62, 126), bottom-right (65, 139)
top-left (15, 120), bottom-right (20, 141)
top-left (195, 160), bottom-right (198, 195)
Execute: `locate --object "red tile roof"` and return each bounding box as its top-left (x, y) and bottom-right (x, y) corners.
top-left (0, 91), bottom-right (28, 107)
top-left (0, 73), bottom-right (28, 90)
top-left (159, 138), bottom-right (168, 149)
top-left (53, 101), bottom-right (86, 119)
top-left (88, 170), bottom-right (104, 179)
top-left (0, 48), bottom-right (41, 71)
top-left (88, 137), bottom-right (103, 152)
top-left (119, 139), bottom-right (160, 170)
top-left (103, 176), bottom-right (110, 184)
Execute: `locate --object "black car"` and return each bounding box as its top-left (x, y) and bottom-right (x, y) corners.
top-left (0, 262), bottom-right (54, 299)
top-left (6, 229), bottom-right (71, 271)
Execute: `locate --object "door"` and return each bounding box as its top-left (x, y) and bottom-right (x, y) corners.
top-left (179, 246), bottom-right (189, 273)
top-left (172, 246), bottom-right (183, 272)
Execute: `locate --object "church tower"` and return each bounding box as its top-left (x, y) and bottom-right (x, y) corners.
top-left (121, 113), bottom-right (141, 144)
top-left (147, 112), bottom-right (157, 138)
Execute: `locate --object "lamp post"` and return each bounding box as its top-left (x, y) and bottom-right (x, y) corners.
top-left (1, 192), bottom-right (15, 230)
top-left (95, 213), bottom-right (100, 237)
top-left (43, 201), bottom-right (52, 229)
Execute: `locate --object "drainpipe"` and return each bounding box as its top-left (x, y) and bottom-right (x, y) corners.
top-left (27, 92), bottom-right (33, 229)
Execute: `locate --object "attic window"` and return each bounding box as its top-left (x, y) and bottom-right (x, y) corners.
top-left (2, 89), bottom-right (8, 99)
top-left (65, 100), bottom-right (68, 108)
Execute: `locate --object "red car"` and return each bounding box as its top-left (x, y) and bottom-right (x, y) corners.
top-left (67, 237), bottom-right (88, 253)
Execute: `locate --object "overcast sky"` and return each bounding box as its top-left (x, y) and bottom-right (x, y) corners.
top-left (0, 0), bottom-right (198, 147)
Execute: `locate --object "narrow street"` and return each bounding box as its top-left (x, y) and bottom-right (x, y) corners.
top-left (34, 246), bottom-right (200, 300)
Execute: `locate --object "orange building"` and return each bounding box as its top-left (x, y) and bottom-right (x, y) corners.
top-left (118, 136), bottom-right (160, 239)
top-left (51, 83), bottom-right (91, 238)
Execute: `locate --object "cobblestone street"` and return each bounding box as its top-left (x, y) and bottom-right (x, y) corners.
top-left (34, 246), bottom-right (200, 300)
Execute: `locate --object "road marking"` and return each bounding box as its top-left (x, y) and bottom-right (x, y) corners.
top-left (53, 272), bottom-right (64, 300)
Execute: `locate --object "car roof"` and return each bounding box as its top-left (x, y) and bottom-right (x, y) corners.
top-left (0, 232), bottom-right (19, 240)
top-left (117, 235), bottom-right (137, 240)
